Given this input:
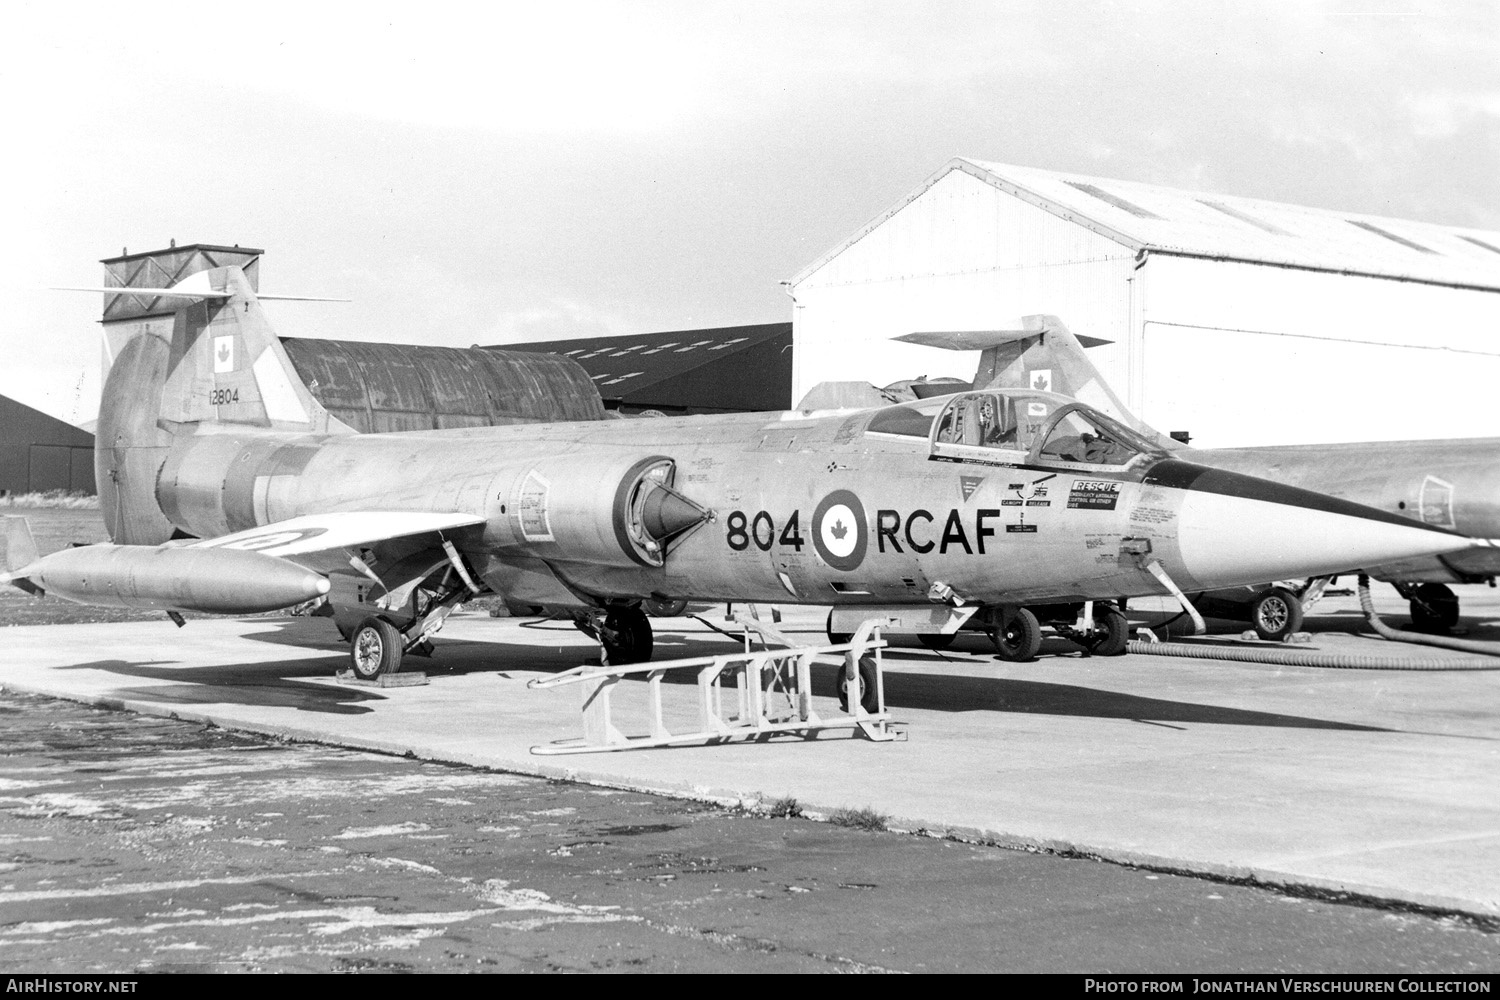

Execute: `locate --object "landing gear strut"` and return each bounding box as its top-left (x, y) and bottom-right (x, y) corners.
top-left (1070, 602), bottom-right (1130, 656)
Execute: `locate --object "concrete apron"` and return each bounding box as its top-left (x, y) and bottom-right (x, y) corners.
top-left (2, 607), bottom-right (1498, 921)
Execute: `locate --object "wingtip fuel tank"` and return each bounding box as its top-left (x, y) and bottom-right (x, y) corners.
top-left (6, 543), bottom-right (330, 615)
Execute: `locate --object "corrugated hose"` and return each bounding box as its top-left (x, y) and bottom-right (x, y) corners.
top-left (1123, 574), bottom-right (1500, 670)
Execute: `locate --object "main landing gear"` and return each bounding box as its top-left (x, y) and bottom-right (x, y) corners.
top-left (1396, 582), bottom-right (1461, 634)
top-left (350, 616), bottom-right (403, 681)
top-left (575, 605), bottom-right (655, 665)
top-left (343, 575), bottom-right (472, 680)
top-left (856, 601), bottom-right (1130, 662)
top-left (991, 607), bottom-right (1042, 662)
top-left (989, 602), bottom-right (1130, 661)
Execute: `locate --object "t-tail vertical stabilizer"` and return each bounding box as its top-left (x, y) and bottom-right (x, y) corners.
top-left (157, 266), bottom-right (349, 434)
top-left (895, 315), bottom-right (1179, 450)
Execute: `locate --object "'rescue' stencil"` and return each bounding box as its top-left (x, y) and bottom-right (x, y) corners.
top-left (1068, 480), bottom-right (1121, 510)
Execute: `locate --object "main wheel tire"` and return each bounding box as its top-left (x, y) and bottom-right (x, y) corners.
top-left (1080, 604), bottom-right (1130, 656)
top-left (917, 632), bottom-right (954, 651)
top-left (350, 616), bottom-right (403, 680)
top-left (992, 608), bottom-right (1042, 662)
top-left (1408, 583), bottom-right (1459, 633)
top-left (602, 606), bottom-right (653, 665)
top-left (643, 597), bottom-right (689, 618)
top-left (836, 654), bottom-right (880, 714)
top-left (825, 610), bottom-right (852, 645)
top-left (1250, 586), bottom-right (1303, 642)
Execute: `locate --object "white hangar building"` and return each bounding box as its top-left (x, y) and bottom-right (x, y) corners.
top-left (787, 158), bottom-right (1500, 448)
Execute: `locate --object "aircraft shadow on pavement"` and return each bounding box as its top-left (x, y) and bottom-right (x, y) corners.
top-left (869, 669), bottom-right (1388, 732)
top-left (54, 658), bottom-right (382, 715)
top-left (480, 627), bottom-right (1393, 734)
top-left (186, 620), bottom-right (1422, 732)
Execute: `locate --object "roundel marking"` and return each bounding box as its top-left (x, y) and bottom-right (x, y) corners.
top-left (212, 527), bottom-right (330, 552)
top-left (812, 489), bottom-right (867, 572)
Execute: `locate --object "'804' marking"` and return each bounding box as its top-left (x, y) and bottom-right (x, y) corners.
top-left (724, 510), bottom-right (806, 552)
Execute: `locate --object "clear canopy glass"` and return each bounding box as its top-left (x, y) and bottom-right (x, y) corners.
top-left (866, 390), bottom-right (1164, 469)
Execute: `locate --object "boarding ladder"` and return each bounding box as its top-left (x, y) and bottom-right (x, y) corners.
top-left (527, 618), bottom-right (904, 754)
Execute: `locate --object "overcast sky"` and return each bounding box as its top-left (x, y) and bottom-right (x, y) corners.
top-left (2, 0), bottom-right (1497, 424)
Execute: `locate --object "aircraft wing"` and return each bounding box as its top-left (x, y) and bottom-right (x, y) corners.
top-left (187, 511), bottom-right (486, 558)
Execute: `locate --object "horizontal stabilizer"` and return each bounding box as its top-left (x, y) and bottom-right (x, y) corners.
top-left (53, 286), bottom-right (348, 302)
top-left (189, 511), bottom-right (487, 559)
top-left (896, 329), bottom-right (1113, 351)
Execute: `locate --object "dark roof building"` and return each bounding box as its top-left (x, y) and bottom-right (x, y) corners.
top-left (280, 339), bottom-right (607, 433)
top-left (0, 395), bottom-right (95, 495)
top-left (491, 323), bottom-right (792, 415)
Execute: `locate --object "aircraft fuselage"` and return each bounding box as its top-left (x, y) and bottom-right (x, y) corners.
top-left (153, 400), bottom-right (1466, 613)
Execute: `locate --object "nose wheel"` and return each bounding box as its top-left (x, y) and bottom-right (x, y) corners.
top-left (1249, 586), bottom-right (1303, 642)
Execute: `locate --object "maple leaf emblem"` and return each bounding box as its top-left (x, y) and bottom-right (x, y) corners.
top-left (1032, 373), bottom-right (1049, 390)
top-left (830, 519), bottom-right (847, 540)
top-left (217, 343), bottom-right (231, 363)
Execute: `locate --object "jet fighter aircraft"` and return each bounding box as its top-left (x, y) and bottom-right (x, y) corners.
top-left (0, 267), bottom-right (1473, 674)
top-left (896, 316), bottom-right (1500, 637)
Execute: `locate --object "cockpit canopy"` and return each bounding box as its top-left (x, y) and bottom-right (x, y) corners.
top-left (865, 390), bottom-right (1165, 469)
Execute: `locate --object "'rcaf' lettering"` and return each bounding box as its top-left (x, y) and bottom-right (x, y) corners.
top-left (876, 509), bottom-right (1003, 555)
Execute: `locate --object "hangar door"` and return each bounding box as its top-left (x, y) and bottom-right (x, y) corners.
top-left (23, 445), bottom-right (95, 493)
top-left (1138, 322), bottom-right (1500, 448)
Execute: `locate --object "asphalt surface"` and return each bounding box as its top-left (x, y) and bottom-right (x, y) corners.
top-left (2, 505), bottom-right (1499, 972)
top-left (2, 691), bottom-right (1496, 974)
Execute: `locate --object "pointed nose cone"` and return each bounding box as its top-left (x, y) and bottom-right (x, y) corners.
top-left (641, 486), bottom-right (708, 541)
top-left (1144, 460), bottom-right (1471, 588)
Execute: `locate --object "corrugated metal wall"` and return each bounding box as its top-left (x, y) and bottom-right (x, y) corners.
top-left (1137, 255), bottom-right (1500, 446)
top-left (279, 339), bottom-right (607, 433)
top-left (791, 170), bottom-right (1137, 402)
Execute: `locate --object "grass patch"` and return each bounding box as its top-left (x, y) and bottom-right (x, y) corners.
top-left (0, 490), bottom-right (98, 509)
top-left (828, 806), bottom-right (887, 832)
top-left (764, 796), bottom-right (802, 819)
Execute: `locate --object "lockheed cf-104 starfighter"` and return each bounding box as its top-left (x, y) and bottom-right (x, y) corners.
top-left (0, 267), bottom-right (1474, 674)
top-left (893, 315), bottom-right (1500, 639)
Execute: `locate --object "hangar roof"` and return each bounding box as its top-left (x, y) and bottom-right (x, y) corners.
top-left (0, 394), bottom-right (94, 449)
top-left (491, 323), bottom-right (792, 413)
top-left (794, 157), bottom-right (1500, 293)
